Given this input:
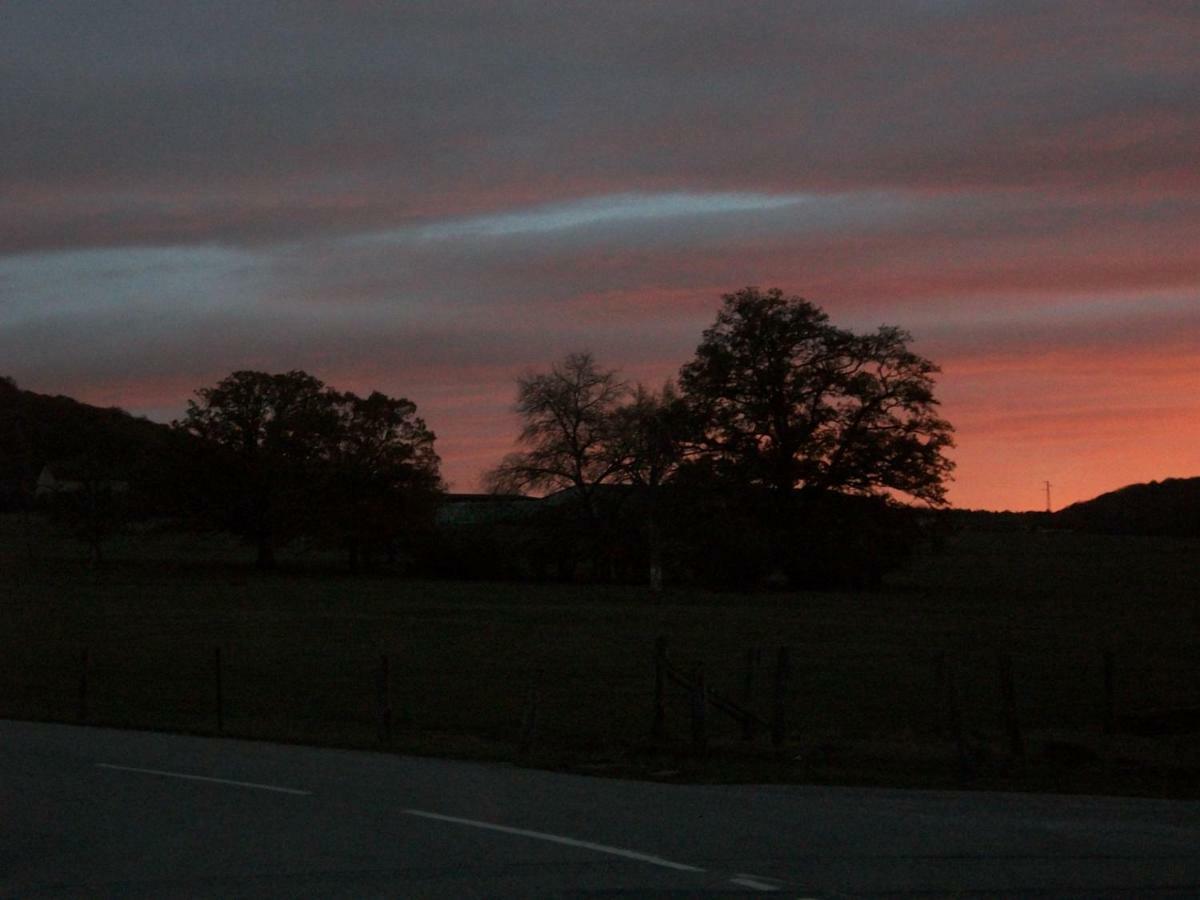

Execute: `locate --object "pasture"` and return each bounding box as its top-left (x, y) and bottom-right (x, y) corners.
top-left (2, 514), bottom-right (1198, 796)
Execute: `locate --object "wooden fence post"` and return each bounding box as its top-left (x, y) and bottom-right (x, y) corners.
top-left (214, 646), bottom-right (224, 735)
top-left (376, 653), bottom-right (392, 746)
top-left (77, 648), bottom-right (89, 723)
top-left (1102, 648), bottom-right (1116, 734)
top-left (652, 636), bottom-right (667, 740)
top-left (690, 664), bottom-right (707, 751)
top-left (771, 646), bottom-right (791, 747)
top-left (997, 649), bottom-right (1024, 759)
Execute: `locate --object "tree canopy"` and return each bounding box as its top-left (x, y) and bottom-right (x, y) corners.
top-left (680, 287), bottom-right (954, 505)
top-left (178, 370), bottom-right (441, 568)
top-left (323, 389), bottom-right (442, 567)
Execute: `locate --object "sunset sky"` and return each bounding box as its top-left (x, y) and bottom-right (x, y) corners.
top-left (3, 1), bottom-right (1197, 510)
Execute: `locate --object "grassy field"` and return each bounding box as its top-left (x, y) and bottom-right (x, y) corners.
top-left (3, 514), bottom-right (1199, 796)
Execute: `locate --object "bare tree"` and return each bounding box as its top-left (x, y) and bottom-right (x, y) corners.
top-left (486, 352), bottom-right (630, 521)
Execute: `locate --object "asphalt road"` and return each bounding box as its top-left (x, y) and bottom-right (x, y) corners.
top-left (3, 720), bottom-right (1199, 898)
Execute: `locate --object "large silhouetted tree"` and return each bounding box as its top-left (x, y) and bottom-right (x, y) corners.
top-left (680, 286), bottom-right (954, 505)
top-left (180, 371), bottom-right (442, 569)
top-left (671, 287), bottom-right (954, 586)
top-left (179, 370), bottom-right (336, 568)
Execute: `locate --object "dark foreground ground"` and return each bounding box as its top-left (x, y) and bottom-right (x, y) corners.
top-left (5, 720), bottom-right (1200, 898)
top-left (2, 515), bottom-right (1199, 797)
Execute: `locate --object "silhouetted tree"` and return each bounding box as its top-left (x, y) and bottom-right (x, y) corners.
top-left (680, 287), bottom-right (954, 505)
top-left (674, 287), bottom-right (953, 586)
top-left (486, 352), bottom-right (630, 521)
top-left (179, 371), bottom-right (442, 570)
top-left (481, 293), bottom-right (952, 588)
top-left (178, 371), bottom-right (337, 568)
top-left (486, 353), bottom-right (637, 580)
top-left (324, 390), bottom-right (442, 568)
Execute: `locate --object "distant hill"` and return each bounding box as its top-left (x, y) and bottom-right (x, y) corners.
top-left (1053, 477), bottom-right (1200, 537)
top-left (0, 376), bottom-right (176, 505)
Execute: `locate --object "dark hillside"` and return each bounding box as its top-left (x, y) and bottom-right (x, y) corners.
top-left (1053, 477), bottom-right (1200, 537)
top-left (0, 377), bottom-right (179, 508)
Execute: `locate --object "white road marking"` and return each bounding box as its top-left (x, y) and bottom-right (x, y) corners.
top-left (404, 808), bottom-right (705, 872)
top-left (96, 763), bottom-right (311, 795)
top-left (729, 873), bottom-right (780, 891)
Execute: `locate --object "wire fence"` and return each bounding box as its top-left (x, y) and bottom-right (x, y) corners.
top-left (3, 637), bottom-right (1197, 764)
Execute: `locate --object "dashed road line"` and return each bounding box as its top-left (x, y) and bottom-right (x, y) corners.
top-left (93, 768), bottom-right (811, 892)
top-left (95, 763), bottom-right (311, 795)
top-left (404, 808), bottom-right (705, 872)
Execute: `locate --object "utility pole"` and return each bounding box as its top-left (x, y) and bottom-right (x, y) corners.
top-left (1044, 480), bottom-right (1052, 514)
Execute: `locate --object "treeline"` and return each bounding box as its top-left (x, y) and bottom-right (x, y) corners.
top-left (2, 287), bottom-right (958, 586)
